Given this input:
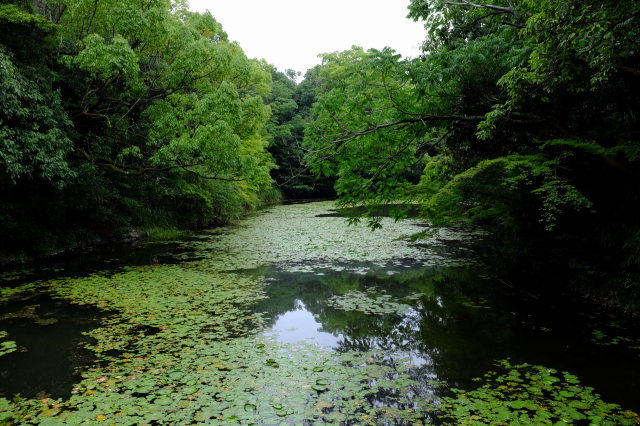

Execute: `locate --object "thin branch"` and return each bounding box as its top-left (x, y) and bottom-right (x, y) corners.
top-left (500, 20), bottom-right (525, 29)
top-left (279, 105), bottom-right (543, 188)
top-left (78, 148), bottom-right (243, 181)
top-left (469, 10), bottom-right (505, 27)
top-left (338, 114), bottom-right (484, 138)
top-left (175, 161), bottom-right (244, 181)
top-left (366, 136), bottom-right (419, 185)
top-left (444, 0), bottom-right (527, 25)
top-left (445, 0), bottom-right (517, 15)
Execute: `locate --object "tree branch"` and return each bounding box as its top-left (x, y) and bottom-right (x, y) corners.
top-left (78, 148), bottom-right (244, 181)
top-left (444, 0), bottom-right (526, 25)
top-left (174, 161), bottom-right (244, 181)
top-left (445, 0), bottom-right (516, 14)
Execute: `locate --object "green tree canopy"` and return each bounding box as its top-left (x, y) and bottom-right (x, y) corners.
top-left (0, 0), bottom-right (278, 257)
top-left (305, 0), bottom-right (640, 278)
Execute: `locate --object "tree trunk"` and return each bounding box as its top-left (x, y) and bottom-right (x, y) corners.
top-left (32, 0), bottom-right (67, 23)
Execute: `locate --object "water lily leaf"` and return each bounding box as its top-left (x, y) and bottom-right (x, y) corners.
top-left (154, 397), bottom-right (172, 406)
top-left (265, 358), bottom-right (280, 368)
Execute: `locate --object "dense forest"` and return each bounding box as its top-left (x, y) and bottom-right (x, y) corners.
top-left (0, 0), bottom-right (328, 262)
top-left (1, 0), bottom-right (639, 304)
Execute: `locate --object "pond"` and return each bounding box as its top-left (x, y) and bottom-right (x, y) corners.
top-left (1, 201), bottom-right (639, 424)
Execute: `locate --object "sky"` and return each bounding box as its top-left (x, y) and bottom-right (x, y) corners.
top-left (188, 0), bottom-right (425, 76)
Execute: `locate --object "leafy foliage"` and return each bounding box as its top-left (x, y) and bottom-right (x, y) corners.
top-left (305, 0), bottom-right (640, 303)
top-left (0, 1), bottom-right (279, 259)
top-left (423, 154), bottom-right (593, 231)
top-left (265, 66), bottom-right (334, 197)
top-left (0, 47), bottom-right (74, 185)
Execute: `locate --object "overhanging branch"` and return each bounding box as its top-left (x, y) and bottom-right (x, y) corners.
top-left (78, 148), bottom-right (244, 181)
top-left (445, 0), bottom-right (527, 26)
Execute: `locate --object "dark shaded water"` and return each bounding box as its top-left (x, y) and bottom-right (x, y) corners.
top-left (0, 295), bottom-right (104, 399)
top-left (251, 259), bottom-right (640, 411)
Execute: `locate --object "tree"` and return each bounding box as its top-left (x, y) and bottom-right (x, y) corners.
top-left (0, 5), bottom-right (73, 185)
top-left (266, 66), bottom-right (335, 198)
top-left (0, 1), bottom-right (278, 258)
top-left (305, 0), bottom-right (640, 301)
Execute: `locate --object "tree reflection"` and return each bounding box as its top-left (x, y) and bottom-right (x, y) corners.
top-left (251, 263), bottom-right (509, 394)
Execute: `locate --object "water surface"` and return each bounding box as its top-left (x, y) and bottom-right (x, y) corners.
top-left (1, 201), bottom-right (638, 423)
top-left (250, 258), bottom-right (640, 411)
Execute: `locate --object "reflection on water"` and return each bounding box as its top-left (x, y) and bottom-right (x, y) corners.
top-left (253, 260), bottom-right (640, 411)
top-left (263, 300), bottom-right (340, 347)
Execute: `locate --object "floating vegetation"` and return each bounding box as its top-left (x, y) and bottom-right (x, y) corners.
top-left (0, 282), bottom-right (41, 299)
top-left (0, 262), bottom-right (273, 423)
top-left (182, 201), bottom-right (478, 274)
top-left (0, 201), bottom-right (638, 424)
top-left (0, 304), bottom-right (59, 325)
top-left (460, 296), bottom-right (492, 310)
top-left (327, 288), bottom-right (415, 315)
top-left (0, 330), bottom-right (17, 357)
top-left (441, 360), bottom-right (640, 425)
top-left (0, 269), bottom-right (35, 283)
top-left (0, 202), bottom-right (446, 424)
top-left (0, 327), bottom-right (433, 423)
top-left (591, 329), bottom-right (640, 350)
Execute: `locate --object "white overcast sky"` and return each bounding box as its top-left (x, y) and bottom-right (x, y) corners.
top-left (188, 0), bottom-right (425, 76)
